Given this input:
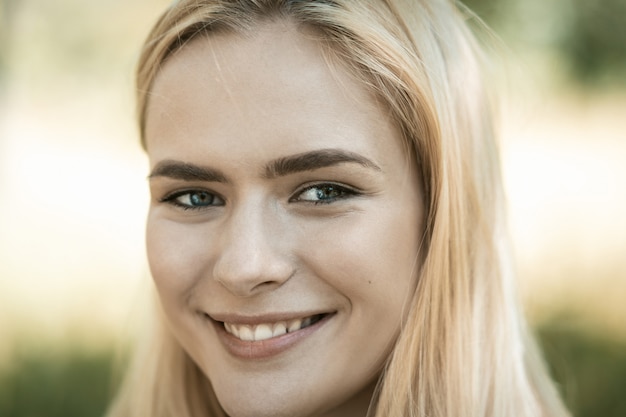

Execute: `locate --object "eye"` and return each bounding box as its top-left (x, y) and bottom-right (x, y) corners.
top-left (292, 183), bottom-right (358, 205)
top-left (161, 190), bottom-right (224, 210)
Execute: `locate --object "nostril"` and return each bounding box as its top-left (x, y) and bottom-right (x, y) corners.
top-left (212, 254), bottom-right (296, 297)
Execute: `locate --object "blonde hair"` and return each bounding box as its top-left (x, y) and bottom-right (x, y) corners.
top-left (109, 1), bottom-right (570, 416)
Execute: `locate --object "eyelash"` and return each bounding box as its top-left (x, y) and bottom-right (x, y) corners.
top-left (160, 189), bottom-right (225, 211)
top-left (290, 183), bottom-right (360, 205)
top-left (160, 182), bottom-right (360, 210)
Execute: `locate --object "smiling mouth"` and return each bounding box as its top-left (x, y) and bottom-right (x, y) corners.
top-left (219, 314), bottom-right (328, 342)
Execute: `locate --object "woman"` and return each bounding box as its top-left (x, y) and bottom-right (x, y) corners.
top-left (108, 1), bottom-right (570, 416)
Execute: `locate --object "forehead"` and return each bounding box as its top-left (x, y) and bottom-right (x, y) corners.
top-left (144, 20), bottom-right (406, 171)
top-left (157, 22), bottom-right (332, 95)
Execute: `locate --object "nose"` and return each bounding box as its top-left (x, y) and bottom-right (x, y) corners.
top-left (212, 199), bottom-right (294, 297)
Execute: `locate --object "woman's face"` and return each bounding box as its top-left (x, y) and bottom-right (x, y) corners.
top-left (145, 21), bottom-right (425, 417)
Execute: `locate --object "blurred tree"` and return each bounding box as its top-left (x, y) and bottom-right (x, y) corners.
top-left (0, 349), bottom-right (115, 417)
top-left (0, 0), bottom-right (18, 91)
top-left (559, 0), bottom-right (626, 84)
top-left (463, 0), bottom-right (626, 86)
top-left (462, 0), bottom-right (510, 26)
top-left (538, 320), bottom-right (626, 417)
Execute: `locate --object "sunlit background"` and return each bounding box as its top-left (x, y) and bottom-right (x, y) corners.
top-left (1, 0), bottom-right (625, 416)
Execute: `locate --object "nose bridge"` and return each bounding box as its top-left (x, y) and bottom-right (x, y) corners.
top-left (213, 194), bottom-right (292, 296)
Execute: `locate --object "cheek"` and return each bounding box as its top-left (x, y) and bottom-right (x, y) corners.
top-left (146, 215), bottom-right (210, 300)
top-left (298, 205), bottom-right (422, 310)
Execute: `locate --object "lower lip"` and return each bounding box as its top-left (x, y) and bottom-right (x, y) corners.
top-left (210, 314), bottom-right (333, 360)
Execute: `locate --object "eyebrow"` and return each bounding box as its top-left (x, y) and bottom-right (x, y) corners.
top-left (149, 149), bottom-right (381, 182)
top-left (149, 160), bottom-right (228, 182)
top-left (264, 149), bottom-right (381, 178)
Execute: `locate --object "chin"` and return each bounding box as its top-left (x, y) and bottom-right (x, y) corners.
top-left (219, 401), bottom-right (317, 417)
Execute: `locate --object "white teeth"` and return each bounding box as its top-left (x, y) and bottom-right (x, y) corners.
top-left (288, 319), bottom-right (302, 332)
top-left (230, 324), bottom-right (240, 338)
top-left (272, 322), bottom-right (287, 337)
top-left (238, 325), bottom-right (254, 341)
top-left (254, 324), bottom-right (273, 341)
top-left (223, 316), bottom-right (321, 341)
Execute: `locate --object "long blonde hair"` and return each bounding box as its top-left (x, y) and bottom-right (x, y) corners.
top-left (109, 1), bottom-right (570, 416)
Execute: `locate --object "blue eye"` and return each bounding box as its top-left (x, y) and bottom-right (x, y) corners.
top-left (162, 190), bottom-right (224, 210)
top-left (293, 183), bottom-right (357, 204)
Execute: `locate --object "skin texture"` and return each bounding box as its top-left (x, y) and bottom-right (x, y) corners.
top-left (145, 21), bottom-right (425, 417)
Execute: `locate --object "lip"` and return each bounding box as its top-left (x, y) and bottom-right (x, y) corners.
top-left (205, 311), bottom-right (335, 360)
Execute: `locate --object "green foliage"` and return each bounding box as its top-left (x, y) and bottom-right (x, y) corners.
top-left (0, 348), bottom-right (115, 417)
top-left (463, 0), bottom-right (626, 86)
top-left (538, 321), bottom-right (626, 417)
top-left (559, 0), bottom-right (626, 84)
top-left (461, 0), bottom-right (512, 25)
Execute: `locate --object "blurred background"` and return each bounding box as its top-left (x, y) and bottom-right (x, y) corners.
top-left (0, 0), bottom-right (624, 416)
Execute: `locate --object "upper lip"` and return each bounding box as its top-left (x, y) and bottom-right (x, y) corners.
top-left (205, 311), bottom-right (334, 325)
